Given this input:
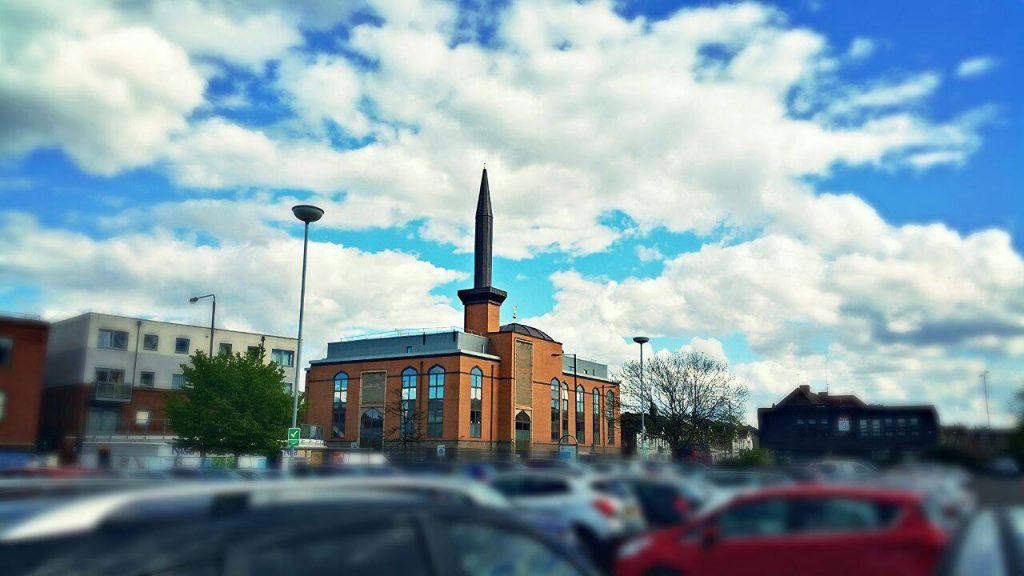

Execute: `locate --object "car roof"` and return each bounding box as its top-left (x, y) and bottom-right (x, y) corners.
top-left (731, 484), bottom-right (922, 504)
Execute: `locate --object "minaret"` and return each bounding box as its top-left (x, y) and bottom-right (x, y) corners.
top-left (458, 168), bottom-right (507, 334)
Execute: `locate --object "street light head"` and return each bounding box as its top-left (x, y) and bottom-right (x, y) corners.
top-left (292, 204), bottom-right (324, 224)
top-left (633, 336), bottom-right (650, 345)
top-left (189, 297), bottom-right (199, 303)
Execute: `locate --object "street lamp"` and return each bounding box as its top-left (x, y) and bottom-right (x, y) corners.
top-left (633, 336), bottom-right (649, 454)
top-left (291, 204), bottom-right (324, 429)
top-left (189, 294), bottom-right (216, 356)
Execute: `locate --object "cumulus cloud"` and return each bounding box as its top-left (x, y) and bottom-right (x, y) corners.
top-left (846, 37), bottom-right (875, 60)
top-left (956, 56), bottom-right (998, 79)
top-left (0, 211), bottom-right (465, 386)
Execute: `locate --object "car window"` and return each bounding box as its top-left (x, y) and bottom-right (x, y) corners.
top-left (793, 498), bottom-right (900, 533)
top-left (446, 521), bottom-right (584, 576)
top-left (591, 479), bottom-right (631, 499)
top-left (717, 498), bottom-right (789, 538)
top-left (950, 511), bottom-right (1006, 576)
top-left (524, 477), bottom-right (570, 496)
top-left (247, 523), bottom-right (430, 576)
top-left (492, 477), bottom-right (525, 497)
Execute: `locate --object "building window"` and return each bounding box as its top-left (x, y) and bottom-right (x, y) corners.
top-left (171, 374), bottom-right (185, 389)
top-left (401, 367), bottom-right (418, 438)
top-left (98, 329), bottom-right (129, 350)
top-left (515, 411), bottom-right (531, 443)
top-left (271, 349), bottom-right (294, 367)
top-left (175, 338), bottom-right (190, 354)
top-left (247, 345), bottom-right (262, 357)
top-left (575, 385), bottom-right (585, 444)
top-left (593, 390), bottom-right (600, 444)
top-left (0, 337), bottom-right (12, 367)
top-left (86, 410), bottom-right (119, 434)
top-left (606, 391), bottom-right (615, 445)
top-left (219, 343), bottom-right (233, 355)
top-left (470, 367), bottom-right (483, 438)
top-left (550, 379), bottom-right (560, 441)
top-left (139, 372), bottom-right (155, 388)
top-left (859, 419), bottom-right (868, 436)
top-left (406, 345), bottom-right (413, 353)
top-left (872, 418), bottom-right (881, 436)
top-left (360, 408), bottom-right (384, 450)
top-left (95, 368), bottom-right (125, 386)
top-left (143, 334), bottom-right (158, 351)
top-left (135, 410), bottom-right (150, 426)
top-left (428, 365), bottom-right (444, 438)
top-left (0, 390), bottom-right (5, 421)
top-left (333, 372), bottom-right (348, 438)
top-left (561, 382), bottom-right (569, 439)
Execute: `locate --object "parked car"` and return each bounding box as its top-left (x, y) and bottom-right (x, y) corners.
top-left (0, 484), bottom-right (598, 575)
top-left (618, 475), bottom-right (703, 528)
top-left (985, 456), bottom-right (1021, 478)
top-left (937, 507), bottom-right (1024, 576)
top-left (490, 471), bottom-right (646, 567)
top-left (166, 467), bottom-right (242, 481)
top-left (616, 485), bottom-right (949, 576)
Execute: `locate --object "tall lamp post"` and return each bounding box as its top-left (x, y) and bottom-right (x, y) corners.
top-left (633, 336), bottom-right (649, 455)
top-left (189, 294), bottom-right (216, 356)
top-left (291, 205), bottom-right (324, 429)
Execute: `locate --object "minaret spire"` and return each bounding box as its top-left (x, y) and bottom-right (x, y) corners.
top-left (458, 167), bottom-right (507, 334)
top-left (474, 168), bottom-right (493, 288)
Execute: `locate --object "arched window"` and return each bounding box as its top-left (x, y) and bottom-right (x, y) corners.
top-left (332, 372), bottom-right (348, 438)
top-left (515, 410), bottom-right (531, 443)
top-left (592, 389), bottom-right (600, 445)
top-left (360, 408), bottom-right (384, 450)
top-left (575, 385), bottom-right (585, 444)
top-left (606, 390), bottom-right (616, 446)
top-left (427, 365), bottom-right (445, 437)
top-left (550, 379), bottom-right (560, 441)
top-left (561, 382), bottom-right (569, 439)
top-left (400, 367), bottom-right (417, 438)
top-left (470, 367), bottom-right (483, 438)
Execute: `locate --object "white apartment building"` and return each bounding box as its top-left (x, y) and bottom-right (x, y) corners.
top-left (41, 312), bottom-right (298, 469)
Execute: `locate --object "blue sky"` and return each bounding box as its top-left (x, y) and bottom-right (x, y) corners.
top-left (1, 0), bottom-right (1021, 425)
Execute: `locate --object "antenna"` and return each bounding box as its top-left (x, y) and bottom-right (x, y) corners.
top-left (512, 304), bottom-right (518, 321)
top-left (981, 370), bottom-right (991, 430)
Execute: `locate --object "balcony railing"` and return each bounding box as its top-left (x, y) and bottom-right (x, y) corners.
top-left (85, 418), bottom-right (174, 439)
top-left (94, 382), bottom-right (133, 402)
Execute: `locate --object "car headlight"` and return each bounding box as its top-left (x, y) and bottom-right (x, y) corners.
top-left (618, 536), bottom-right (652, 559)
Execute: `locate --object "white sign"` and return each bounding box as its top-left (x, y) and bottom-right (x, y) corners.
top-left (837, 416), bottom-right (851, 433)
top-left (558, 444), bottom-right (578, 462)
top-left (436, 445), bottom-right (446, 458)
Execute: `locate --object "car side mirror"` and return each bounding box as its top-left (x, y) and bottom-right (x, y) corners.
top-left (701, 524), bottom-right (720, 549)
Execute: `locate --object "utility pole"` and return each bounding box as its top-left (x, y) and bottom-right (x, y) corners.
top-left (981, 370), bottom-right (991, 431)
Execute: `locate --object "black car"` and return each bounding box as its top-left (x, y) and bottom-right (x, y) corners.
top-left (0, 489), bottom-right (597, 576)
top-left (938, 507), bottom-right (1024, 576)
top-left (619, 476), bottom-right (702, 528)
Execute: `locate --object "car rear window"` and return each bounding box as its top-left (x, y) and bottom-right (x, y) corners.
top-left (591, 479), bottom-right (631, 498)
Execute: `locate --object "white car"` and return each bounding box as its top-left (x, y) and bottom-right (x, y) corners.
top-left (489, 471), bottom-right (646, 563)
top-left (807, 459), bottom-right (877, 482)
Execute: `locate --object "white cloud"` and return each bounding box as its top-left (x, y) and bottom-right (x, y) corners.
top-left (0, 0), bottom-right (205, 174)
top-left (679, 336), bottom-right (729, 365)
top-left (846, 37), bottom-right (875, 60)
top-left (845, 73), bottom-right (941, 109)
top-left (0, 211), bottom-right (465, 386)
top-left (634, 245), bottom-right (664, 263)
top-left (956, 56), bottom-right (998, 79)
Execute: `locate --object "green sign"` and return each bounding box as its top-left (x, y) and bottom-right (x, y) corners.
top-left (287, 427), bottom-right (301, 448)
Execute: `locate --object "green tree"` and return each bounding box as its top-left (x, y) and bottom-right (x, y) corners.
top-left (166, 349), bottom-right (292, 459)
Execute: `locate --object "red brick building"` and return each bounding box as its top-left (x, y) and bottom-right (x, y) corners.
top-left (0, 315), bottom-right (48, 466)
top-left (306, 170), bottom-right (621, 459)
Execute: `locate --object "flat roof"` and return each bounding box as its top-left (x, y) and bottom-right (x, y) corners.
top-left (54, 311), bottom-right (295, 341)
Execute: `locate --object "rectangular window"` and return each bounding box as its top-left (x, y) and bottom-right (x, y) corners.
top-left (247, 345), bottom-right (261, 357)
top-left (872, 419), bottom-right (881, 436)
top-left (139, 372), bottom-right (155, 388)
top-left (95, 368), bottom-right (125, 385)
top-left (175, 338), bottom-right (190, 354)
top-left (143, 334), bottom-right (159, 351)
top-left (271, 349), bottom-right (294, 367)
top-left (86, 410), bottom-right (119, 434)
top-left (171, 374), bottom-right (185, 389)
top-left (470, 369), bottom-right (483, 438)
top-left (98, 329), bottom-right (129, 350)
top-left (0, 337), bottom-right (13, 367)
top-left (219, 342), bottom-right (232, 355)
top-left (135, 410), bottom-right (150, 426)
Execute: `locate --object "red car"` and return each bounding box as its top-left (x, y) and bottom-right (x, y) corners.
top-left (616, 485), bottom-right (948, 576)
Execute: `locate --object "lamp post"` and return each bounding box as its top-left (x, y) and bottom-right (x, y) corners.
top-left (189, 294), bottom-right (216, 356)
top-left (633, 336), bottom-right (649, 456)
top-left (291, 204), bottom-right (324, 429)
